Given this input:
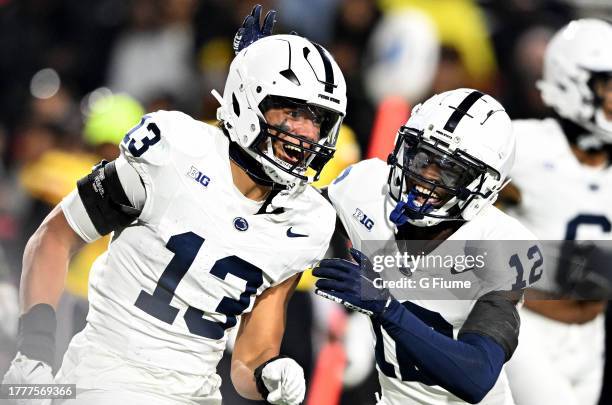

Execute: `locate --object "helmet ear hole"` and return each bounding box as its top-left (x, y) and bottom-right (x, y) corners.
top-left (232, 93), bottom-right (241, 117)
top-left (457, 187), bottom-right (470, 200)
top-left (309, 155), bottom-right (326, 172)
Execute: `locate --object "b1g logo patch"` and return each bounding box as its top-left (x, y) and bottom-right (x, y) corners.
top-left (353, 208), bottom-right (374, 231)
top-left (187, 166), bottom-right (211, 187)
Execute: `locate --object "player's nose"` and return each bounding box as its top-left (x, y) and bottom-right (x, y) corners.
top-left (285, 118), bottom-right (320, 143)
top-left (420, 164), bottom-right (442, 182)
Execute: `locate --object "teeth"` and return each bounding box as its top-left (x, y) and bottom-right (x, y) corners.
top-left (415, 185), bottom-right (440, 200)
top-left (284, 144), bottom-right (301, 153)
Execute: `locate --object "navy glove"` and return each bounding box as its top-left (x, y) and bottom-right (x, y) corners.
top-left (314, 248), bottom-right (392, 317)
top-left (233, 4), bottom-right (277, 55)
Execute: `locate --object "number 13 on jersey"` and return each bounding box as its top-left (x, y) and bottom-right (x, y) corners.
top-left (134, 232), bottom-right (264, 340)
top-left (123, 117), bottom-right (162, 157)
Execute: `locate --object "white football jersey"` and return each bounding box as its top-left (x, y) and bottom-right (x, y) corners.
top-left (503, 121), bottom-right (611, 405)
top-left (508, 118), bottom-right (612, 241)
top-left (61, 111), bottom-right (335, 378)
top-left (328, 158), bottom-right (539, 405)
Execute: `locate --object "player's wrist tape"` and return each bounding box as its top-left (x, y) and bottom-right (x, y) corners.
top-left (254, 354), bottom-right (289, 400)
top-left (17, 303), bottom-right (56, 367)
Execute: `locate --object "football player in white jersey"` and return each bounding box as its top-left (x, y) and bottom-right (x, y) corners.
top-left (1, 8), bottom-right (347, 405)
top-left (313, 88), bottom-right (541, 404)
top-left (503, 19), bottom-right (612, 405)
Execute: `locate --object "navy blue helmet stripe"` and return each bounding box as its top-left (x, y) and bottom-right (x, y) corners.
top-left (279, 39), bottom-right (300, 85)
top-left (443, 90), bottom-right (484, 133)
top-left (311, 43), bottom-right (335, 93)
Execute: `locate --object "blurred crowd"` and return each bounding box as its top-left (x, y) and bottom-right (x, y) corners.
top-left (1, 0), bottom-right (612, 404)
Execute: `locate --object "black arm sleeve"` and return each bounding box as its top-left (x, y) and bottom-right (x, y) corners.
top-left (458, 290), bottom-right (521, 361)
top-left (76, 160), bottom-right (141, 235)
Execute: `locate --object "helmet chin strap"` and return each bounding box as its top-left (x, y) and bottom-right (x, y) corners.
top-left (228, 141), bottom-right (288, 190)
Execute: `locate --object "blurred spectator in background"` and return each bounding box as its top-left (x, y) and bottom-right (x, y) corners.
top-left (274, 0), bottom-right (340, 43)
top-left (380, 0), bottom-right (499, 94)
top-left (107, 0), bottom-right (199, 112)
top-left (0, 246), bottom-right (18, 376)
top-left (0, 0), bottom-right (126, 135)
top-left (328, 0), bottom-right (381, 151)
top-left (363, 9), bottom-right (439, 107)
top-left (481, 0), bottom-right (574, 118)
top-left (0, 125), bottom-right (18, 254)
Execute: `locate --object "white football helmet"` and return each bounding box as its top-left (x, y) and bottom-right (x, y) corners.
top-left (214, 34), bottom-right (347, 187)
top-left (387, 88), bottom-right (515, 227)
top-left (538, 19), bottom-right (612, 145)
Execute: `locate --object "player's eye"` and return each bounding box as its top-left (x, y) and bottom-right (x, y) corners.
top-left (441, 170), bottom-right (461, 186)
top-left (410, 152), bottom-right (430, 170)
top-left (283, 107), bottom-right (324, 127)
top-left (283, 108), bottom-right (300, 119)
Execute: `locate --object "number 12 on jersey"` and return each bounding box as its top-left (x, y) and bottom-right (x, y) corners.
top-left (134, 232), bottom-right (264, 339)
top-left (510, 244), bottom-right (543, 290)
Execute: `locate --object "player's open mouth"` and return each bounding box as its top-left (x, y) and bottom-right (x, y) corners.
top-left (279, 142), bottom-right (305, 164)
top-left (412, 184), bottom-right (443, 207)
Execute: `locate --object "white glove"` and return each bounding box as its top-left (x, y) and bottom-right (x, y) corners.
top-left (260, 357), bottom-right (305, 405)
top-left (2, 352), bottom-right (54, 405)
